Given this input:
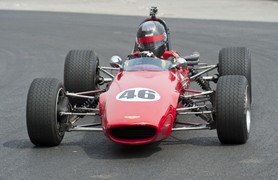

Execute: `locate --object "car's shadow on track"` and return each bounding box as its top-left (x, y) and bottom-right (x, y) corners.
top-left (3, 139), bottom-right (33, 149)
top-left (3, 133), bottom-right (221, 160)
top-left (161, 135), bottom-right (220, 146)
top-left (2, 135), bottom-right (161, 159)
top-left (64, 133), bottom-right (222, 159)
top-left (64, 133), bottom-right (163, 159)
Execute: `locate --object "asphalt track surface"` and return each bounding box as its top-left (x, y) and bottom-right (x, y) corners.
top-left (0, 10), bottom-right (278, 180)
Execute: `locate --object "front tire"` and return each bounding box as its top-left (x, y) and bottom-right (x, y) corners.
top-left (215, 75), bottom-right (251, 144)
top-left (64, 49), bottom-right (100, 106)
top-left (26, 78), bottom-right (67, 146)
top-left (218, 47), bottom-right (252, 103)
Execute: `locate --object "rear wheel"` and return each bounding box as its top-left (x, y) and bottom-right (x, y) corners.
top-left (218, 47), bottom-right (252, 103)
top-left (215, 75), bottom-right (251, 144)
top-left (26, 78), bottom-right (68, 146)
top-left (64, 49), bottom-right (100, 106)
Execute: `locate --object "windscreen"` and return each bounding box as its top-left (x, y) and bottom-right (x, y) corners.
top-left (123, 57), bottom-right (172, 71)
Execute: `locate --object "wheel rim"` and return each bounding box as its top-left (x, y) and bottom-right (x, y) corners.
top-left (245, 86), bottom-right (251, 133)
top-left (94, 58), bottom-right (100, 89)
top-left (55, 88), bottom-right (66, 137)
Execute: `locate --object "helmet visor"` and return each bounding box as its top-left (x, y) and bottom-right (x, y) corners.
top-left (138, 40), bottom-right (164, 51)
top-left (137, 34), bottom-right (165, 51)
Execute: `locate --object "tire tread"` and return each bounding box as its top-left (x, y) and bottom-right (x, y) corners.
top-left (26, 78), bottom-right (64, 146)
top-left (216, 75), bottom-right (249, 144)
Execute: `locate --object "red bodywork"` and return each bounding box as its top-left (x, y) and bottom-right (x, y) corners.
top-left (99, 66), bottom-right (189, 145)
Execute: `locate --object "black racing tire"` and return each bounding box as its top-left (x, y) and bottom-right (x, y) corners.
top-left (26, 78), bottom-right (67, 146)
top-left (218, 47), bottom-right (252, 103)
top-left (64, 49), bottom-right (100, 106)
top-left (215, 75), bottom-right (251, 144)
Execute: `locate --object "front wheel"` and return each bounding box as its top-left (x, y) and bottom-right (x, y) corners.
top-left (215, 75), bottom-right (251, 144)
top-left (64, 49), bottom-right (100, 106)
top-left (218, 47), bottom-right (252, 103)
top-left (26, 78), bottom-right (68, 146)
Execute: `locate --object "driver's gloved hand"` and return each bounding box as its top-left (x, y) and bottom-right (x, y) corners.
top-left (127, 54), bottom-right (136, 59)
top-left (138, 51), bottom-right (155, 58)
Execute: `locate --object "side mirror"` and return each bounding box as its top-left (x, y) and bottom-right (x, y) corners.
top-left (110, 56), bottom-right (123, 70)
top-left (170, 58), bottom-right (187, 70)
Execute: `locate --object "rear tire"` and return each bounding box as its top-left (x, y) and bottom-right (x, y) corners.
top-left (218, 47), bottom-right (252, 103)
top-left (64, 49), bottom-right (100, 106)
top-left (215, 75), bottom-right (251, 144)
top-left (26, 78), bottom-right (67, 146)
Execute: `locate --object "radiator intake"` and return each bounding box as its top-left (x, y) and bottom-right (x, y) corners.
top-left (109, 126), bottom-right (156, 140)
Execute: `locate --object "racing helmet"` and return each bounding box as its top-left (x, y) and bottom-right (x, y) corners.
top-left (136, 21), bottom-right (167, 58)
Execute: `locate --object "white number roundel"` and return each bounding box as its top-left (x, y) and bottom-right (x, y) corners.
top-left (116, 88), bottom-right (160, 102)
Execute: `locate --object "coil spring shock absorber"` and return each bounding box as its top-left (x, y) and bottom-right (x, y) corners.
top-left (196, 76), bottom-right (211, 91)
top-left (82, 96), bottom-right (99, 108)
top-left (190, 68), bottom-right (214, 123)
top-left (191, 69), bottom-right (211, 91)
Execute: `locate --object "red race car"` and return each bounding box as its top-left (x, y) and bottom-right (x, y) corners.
top-left (26, 7), bottom-right (252, 146)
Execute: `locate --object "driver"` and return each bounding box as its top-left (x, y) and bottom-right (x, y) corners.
top-left (128, 20), bottom-right (188, 91)
top-left (128, 21), bottom-right (179, 60)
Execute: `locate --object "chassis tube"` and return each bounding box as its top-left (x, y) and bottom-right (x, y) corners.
top-left (59, 112), bottom-right (97, 116)
top-left (68, 126), bottom-right (103, 132)
top-left (66, 92), bottom-right (96, 99)
top-left (177, 111), bottom-right (212, 115)
top-left (190, 65), bottom-right (217, 80)
top-left (182, 91), bottom-right (214, 98)
top-left (172, 124), bottom-right (211, 131)
top-left (99, 67), bottom-right (115, 78)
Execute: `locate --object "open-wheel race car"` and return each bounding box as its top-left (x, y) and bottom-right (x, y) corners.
top-left (26, 7), bottom-right (251, 146)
